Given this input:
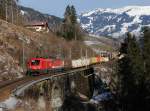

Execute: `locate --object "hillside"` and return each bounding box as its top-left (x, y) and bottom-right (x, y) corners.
top-left (0, 19), bottom-right (94, 82)
top-left (84, 35), bottom-right (119, 52)
top-left (79, 6), bottom-right (150, 38)
top-left (19, 6), bottom-right (62, 30)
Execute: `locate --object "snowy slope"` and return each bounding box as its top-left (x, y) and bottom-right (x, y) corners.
top-left (79, 6), bottom-right (150, 38)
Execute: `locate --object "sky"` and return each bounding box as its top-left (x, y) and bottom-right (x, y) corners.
top-left (19, 0), bottom-right (150, 17)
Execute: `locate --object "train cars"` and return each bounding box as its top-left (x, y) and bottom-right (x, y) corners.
top-left (72, 58), bottom-right (90, 68)
top-left (90, 57), bottom-right (98, 64)
top-left (26, 56), bottom-right (110, 76)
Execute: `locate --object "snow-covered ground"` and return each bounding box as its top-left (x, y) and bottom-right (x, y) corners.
top-left (84, 41), bottom-right (105, 46)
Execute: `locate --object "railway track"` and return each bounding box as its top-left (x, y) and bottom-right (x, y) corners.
top-left (0, 77), bottom-right (27, 89)
top-left (0, 76), bottom-right (39, 102)
top-left (0, 66), bottom-right (94, 102)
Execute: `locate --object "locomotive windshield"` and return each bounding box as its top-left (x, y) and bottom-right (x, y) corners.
top-left (31, 60), bottom-right (40, 65)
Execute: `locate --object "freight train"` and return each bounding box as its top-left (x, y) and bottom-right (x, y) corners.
top-left (26, 56), bottom-right (109, 76)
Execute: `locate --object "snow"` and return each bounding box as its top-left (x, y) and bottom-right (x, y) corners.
top-left (125, 6), bottom-right (150, 16)
top-left (133, 16), bottom-right (142, 23)
top-left (20, 10), bottom-right (27, 15)
top-left (121, 16), bottom-right (141, 29)
top-left (2, 97), bottom-right (19, 109)
top-left (37, 96), bottom-right (46, 110)
top-left (117, 18), bottom-right (122, 22)
top-left (82, 6), bottom-right (150, 17)
top-left (120, 15), bottom-right (142, 34)
top-left (90, 92), bottom-right (113, 104)
top-left (81, 23), bottom-right (90, 29)
top-left (81, 16), bottom-right (94, 30)
top-left (18, 36), bottom-right (31, 44)
top-left (96, 25), bottom-right (116, 33)
top-left (120, 23), bottom-right (128, 34)
top-left (111, 32), bottom-right (122, 38)
top-left (82, 9), bottom-right (100, 16)
top-left (84, 41), bottom-right (103, 46)
top-left (107, 16), bottom-right (112, 21)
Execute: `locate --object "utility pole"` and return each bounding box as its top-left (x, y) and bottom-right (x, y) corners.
top-left (56, 45), bottom-right (61, 59)
top-left (75, 32), bottom-right (77, 41)
top-left (21, 34), bottom-right (26, 73)
top-left (99, 48), bottom-right (101, 57)
top-left (69, 48), bottom-right (72, 59)
top-left (86, 49), bottom-right (88, 68)
top-left (5, 0), bottom-right (8, 22)
top-left (86, 49), bottom-right (88, 59)
top-left (16, 0), bottom-right (20, 25)
top-left (59, 44), bottom-right (62, 59)
top-left (75, 25), bottom-right (77, 41)
top-left (22, 40), bottom-right (25, 73)
top-left (92, 48), bottom-right (94, 57)
top-left (11, 0), bottom-right (14, 24)
top-left (16, 1), bottom-right (19, 25)
top-left (80, 48), bottom-right (82, 58)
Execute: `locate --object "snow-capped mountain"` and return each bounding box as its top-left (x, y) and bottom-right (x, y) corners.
top-left (79, 6), bottom-right (150, 38)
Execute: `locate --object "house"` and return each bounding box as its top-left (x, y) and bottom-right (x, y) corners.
top-left (25, 21), bottom-right (50, 33)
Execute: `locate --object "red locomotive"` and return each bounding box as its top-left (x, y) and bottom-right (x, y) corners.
top-left (26, 58), bottom-right (64, 75)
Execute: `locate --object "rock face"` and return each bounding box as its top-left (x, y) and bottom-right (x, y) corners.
top-left (79, 6), bottom-right (150, 38)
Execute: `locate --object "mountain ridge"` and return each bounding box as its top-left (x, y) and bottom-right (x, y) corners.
top-left (79, 6), bottom-right (150, 38)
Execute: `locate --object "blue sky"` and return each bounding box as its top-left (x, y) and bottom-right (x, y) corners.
top-left (19, 0), bottom-right (150, 17)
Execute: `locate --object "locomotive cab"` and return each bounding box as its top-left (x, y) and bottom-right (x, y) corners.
top-left (31, 60), bottom-right (40, 65)
top-left (30, 60), bottom-right (41, 70)
top-left (26, 58), bottom-right (55, 76)
top-left (26, 58), bottom-right (41, 76)
top-left (26, 57), bottom-right (64, 76)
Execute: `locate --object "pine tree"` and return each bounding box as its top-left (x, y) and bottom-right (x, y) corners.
top-left (59, 5), bottom-right (83, 41)
top-left (142, 27), bottom-right (150, 111)
top-left (128, 35), bottom-right (144, 85)
top-left (118, 32), bottom-right (145, 111)
top-left (64, 5), bottom-right (71, 24)
top-left (70, 5), bottom-right (77, 24)
top-left (143, 27), bottom-right (150, 81)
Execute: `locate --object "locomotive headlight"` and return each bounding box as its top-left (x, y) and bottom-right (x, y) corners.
top-left (32, 66), bottom-right (41, 70)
